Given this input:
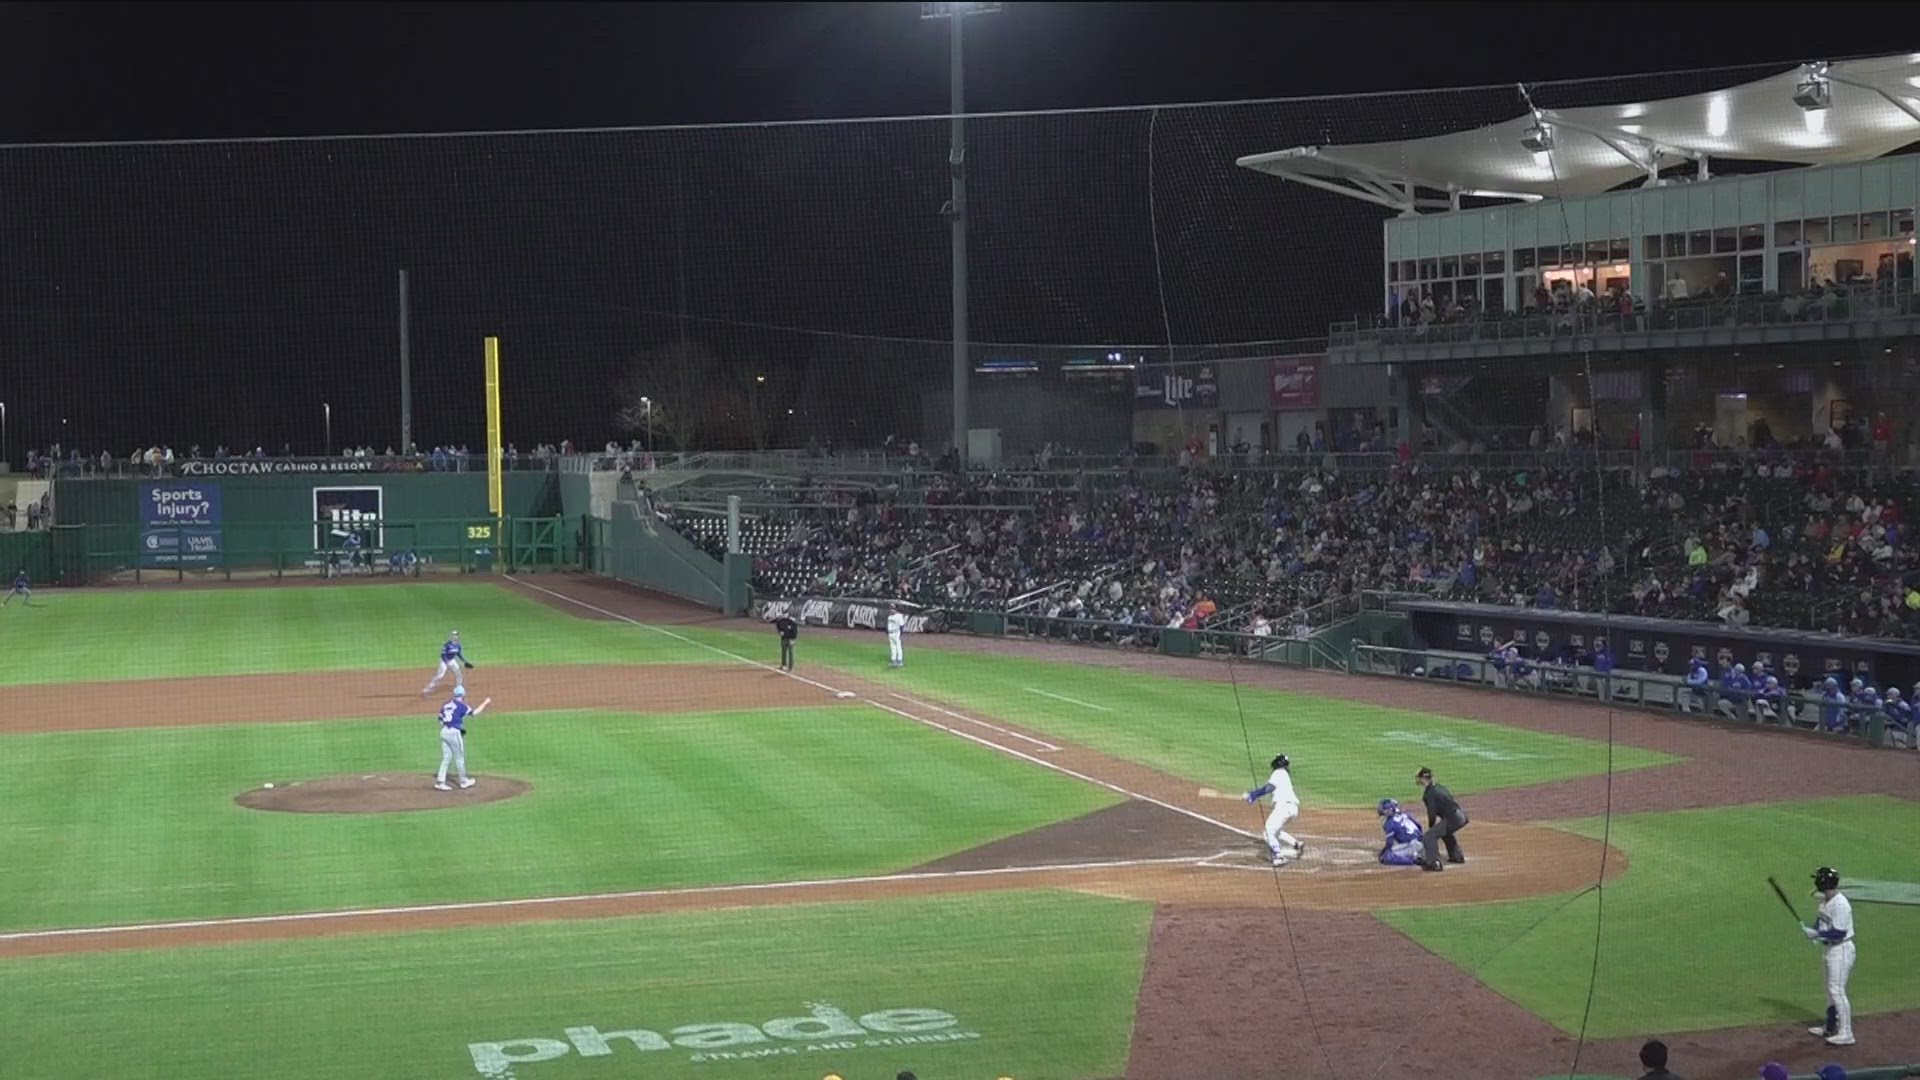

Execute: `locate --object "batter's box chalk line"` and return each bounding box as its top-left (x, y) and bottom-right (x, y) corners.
top-left (1199, 843), bottom-right (1382, 871)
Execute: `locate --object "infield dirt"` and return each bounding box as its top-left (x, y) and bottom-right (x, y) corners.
top-left (9, 573), bottom-right (1917, 1079)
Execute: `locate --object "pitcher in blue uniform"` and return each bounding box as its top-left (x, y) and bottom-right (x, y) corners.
top-left (422, 631), bottom-right (474, 696)
top-left (435, 687), bottom-right (492, 790)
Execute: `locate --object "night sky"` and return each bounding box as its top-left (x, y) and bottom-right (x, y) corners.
top-left (0, 3), bottom-right (1908, 456)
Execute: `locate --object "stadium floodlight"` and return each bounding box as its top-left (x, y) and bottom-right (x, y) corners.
top-left (1794, 63), bottom-right (1833, 111)
top-left (323, 402), bottom-right (332, 457)
top-left (1519, 120), bottom-right (1554, 153)
top-left (920, 0), bottom-right (1003, 458)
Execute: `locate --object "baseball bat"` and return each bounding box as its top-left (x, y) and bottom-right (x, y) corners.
top-left (1766, 876), bottom-right (1804, 924)
top-left (1197, 787), bottom-right (1243, 801)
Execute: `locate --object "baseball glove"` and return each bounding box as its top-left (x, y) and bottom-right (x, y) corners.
top-left (464, 662), bottom-right (475, 669)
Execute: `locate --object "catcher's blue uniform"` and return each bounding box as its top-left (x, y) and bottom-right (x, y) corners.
top-left (1378, 802), bottom-right (1425, 866)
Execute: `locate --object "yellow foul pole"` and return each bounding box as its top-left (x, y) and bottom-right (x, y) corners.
top-left (484, 337), bottom-right (503, 519)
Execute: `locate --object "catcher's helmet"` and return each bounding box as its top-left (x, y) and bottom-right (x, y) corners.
top-left (1271, 754), bottom-right (1290, 771)
top-left (1377, 798), bottom-right (1400, 816)
top-left (1813, 866), bottom-right (1840, 892)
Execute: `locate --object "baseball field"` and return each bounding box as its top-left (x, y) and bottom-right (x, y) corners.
top-left (4, 575), bottom-right (1919, 1080)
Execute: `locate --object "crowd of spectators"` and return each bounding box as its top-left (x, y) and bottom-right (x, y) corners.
top-left (691, 450), bottom-right (1920, 644)
top-left (1378, 265), bottom-right (1914, 345)
top-left (3, 491), bottom-right (52, 531)
top-left (16, 440), bottom-right (596, 479)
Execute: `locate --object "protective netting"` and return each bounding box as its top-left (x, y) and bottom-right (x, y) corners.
top-left (3, 53), bottom-right (1918, 1080)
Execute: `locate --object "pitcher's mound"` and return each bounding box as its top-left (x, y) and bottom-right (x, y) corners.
top-left (236, 773), bottom-right (530, 814)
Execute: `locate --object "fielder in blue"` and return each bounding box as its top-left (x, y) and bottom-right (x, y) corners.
top-left (422, 631), bottom-right (474, 695)
top-left (1820, 677), bottom-right (1851, 733)
top-left (435, 686), bottom-right (492, 790)
top-left (2, 568), bottom-right (30, 607)
top-left (1886, 687), bottom-right (1914, 747)
top-left (1377, 798), bottom-right (1426, 866)
top-left (1682, 657), bottom-right (1711, 713)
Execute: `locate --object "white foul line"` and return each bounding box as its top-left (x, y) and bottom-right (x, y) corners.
top-left (506, 576), bottom-right (849, 697)
top-left (866, 699), bottom-right (1256, 840)
top-left (1024, 687), bottom-right (1111, 712)
top-left (889, 692), bottom-right (1060, 752)
top-left (0, 855), bottom-right (1207, 945)
top-left (506, 575), bottom-right (1253, 841)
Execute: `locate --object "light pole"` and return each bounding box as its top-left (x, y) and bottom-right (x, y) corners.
top-left (641, 397), bottom-right (652, 457)
top-left (752, 374), bottom-right (766, 451)
top-left (324, 402), bottom-right (333, 457)
top-left (921, 1), bottom-right (1001, 460)
top-left (1, 402), bottom-right (7, 468)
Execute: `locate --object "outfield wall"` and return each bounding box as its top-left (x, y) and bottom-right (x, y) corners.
top-left (56, 473), bottom-right (561, 529)
top-left (51, 474), bottom-right (567, 576)
top-left (0, 530), bottom-right (53, 584)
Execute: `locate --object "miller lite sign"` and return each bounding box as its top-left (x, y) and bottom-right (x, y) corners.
top-left (1135, 363), bottom-right (1219, 409)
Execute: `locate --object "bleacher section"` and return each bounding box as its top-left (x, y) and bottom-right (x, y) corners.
top-left (660, 451), bottom-right (1920, 645)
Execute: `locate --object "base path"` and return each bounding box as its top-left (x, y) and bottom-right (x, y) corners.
top-left (0, 663), bottom-right (827, 734)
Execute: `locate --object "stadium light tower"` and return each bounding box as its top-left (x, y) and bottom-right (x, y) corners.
top-left (323, 402), bottom-right (333, 457)
top-left (922, 1), bottom-right (1002, 459)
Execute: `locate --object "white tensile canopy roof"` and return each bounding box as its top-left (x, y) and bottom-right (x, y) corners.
top-left (1237, 54), bottom-right (1920, 210)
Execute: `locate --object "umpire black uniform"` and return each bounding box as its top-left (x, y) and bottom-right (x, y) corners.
top-left (1416, 767), bottom-right (1468, 871)
top-left (773, 616), bottom-right (798, 672)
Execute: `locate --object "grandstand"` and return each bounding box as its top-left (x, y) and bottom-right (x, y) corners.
top-left (10, 44), bottom-right (1920, 1080)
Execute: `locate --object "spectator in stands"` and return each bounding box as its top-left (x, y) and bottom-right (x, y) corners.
top-left (1636, 1039), bottom-right (1683, 1080)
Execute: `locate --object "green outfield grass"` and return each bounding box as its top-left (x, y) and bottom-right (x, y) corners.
top-left (1383, 795), bottom-right (1920, 1038)
top-left (0, 584), bottom-right (720, 685)
top-left (0, 891), bottom-right (1150, 1080)
top-left (677, 626), bottom-right (1676, 804)
top-left (0, 706), bottom-right (1113, 931)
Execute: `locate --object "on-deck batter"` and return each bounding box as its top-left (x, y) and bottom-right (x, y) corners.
top-left (1805, 865), bottom-right (1857, 1046)
top-left (1245, 754), bottom-right (1304, 866)
top-left (422, 630), bottom-right (474, 695)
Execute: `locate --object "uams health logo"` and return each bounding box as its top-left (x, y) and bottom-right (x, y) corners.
top-left (469, 1002), bottom-right (980, 1077)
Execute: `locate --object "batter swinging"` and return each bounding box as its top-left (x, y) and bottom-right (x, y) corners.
top-left (1245, 754), bottom-right (1304, 866)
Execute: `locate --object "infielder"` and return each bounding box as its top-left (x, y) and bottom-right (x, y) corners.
top-left (422, 631), bottom-right (475, 695)
top-left (435, 687), bottom-right (491, 790)
top-left (885, 606), bottom-right (907, 668)
top-left (1245, 754), bottom-right (1304, 866)
top-left (2, 568), bottom-right (30, 607)
top-left (1805, 865), bottom-right (1856, 1046)
top-left (1376, 798), bottom-right (1425, 866)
